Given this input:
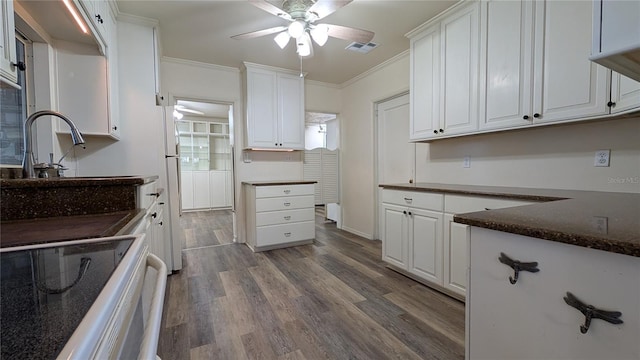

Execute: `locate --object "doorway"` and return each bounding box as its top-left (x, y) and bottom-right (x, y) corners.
top-left (172, 99), bottom-right (234, 213)
top-left (374, 93), bottom-right (414, 239)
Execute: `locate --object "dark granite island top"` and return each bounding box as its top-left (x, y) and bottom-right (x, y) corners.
top-left (379, 183), bottom-right (640, 258)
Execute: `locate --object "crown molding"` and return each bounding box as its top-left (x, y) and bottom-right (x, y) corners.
top-left (340, 49), bottom-right (409, 88)
top-left (162, 57), bottom-right (241, 73)
top-left (117, 13), bottom-right (159, 27)
top-left (304, 79), bottom-right (341, 89)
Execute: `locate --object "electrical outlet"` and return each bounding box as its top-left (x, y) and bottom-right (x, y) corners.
top-left (591, 216), bottom-right (608, 234)
top-left (463, 156), bottom-right (471, 168)
top-left (594, 149), bottom-right (610, 167)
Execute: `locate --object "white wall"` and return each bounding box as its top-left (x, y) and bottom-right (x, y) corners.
top-left (160, 58), bottom-right (341, 242)
top-left (338, 52), bottom-right (411, 239)
top-left (305, 124), bottom-right (325, 149)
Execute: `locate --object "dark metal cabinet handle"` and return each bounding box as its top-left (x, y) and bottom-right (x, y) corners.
top-left (438, 129), bottom-right (444, 133)
top-left (151, 212), bottom-right (158, 218)
top-left (523, 115), bottom-right (530, 120)
top-left (95, 14), bottom-right (103, 23)
top-left (284, 232), bottom-right (291, 237)
top-left (159, 221), bottom-right (163, 226)
top-left (283, 202), bottom-right (291, 206)
top-left (498, 252), bottom-right (539, 284)
top-left (563, 292), bottom-right (623, 334)
top-left (408, 211), bottom-right (412, 216)
top-left (112, 126), bottom-right (118, 131)
top-left (11, 61), bottom-right (26, 71)
top-left (403, 210), bottom-right (407, 215)
top-left (284, 215), bottom-right (291, 220)
top-left (284, 189), bottom-right (291, 194)
top-left (607, 101), bottom-right (616, 107)
top-left (433, 130), bottom-right (438, 134)
top-left (533, 113), bottom-right (540, 118)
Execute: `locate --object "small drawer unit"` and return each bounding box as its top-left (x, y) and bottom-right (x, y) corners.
top-left (244, 182), bottom-right (316, 252)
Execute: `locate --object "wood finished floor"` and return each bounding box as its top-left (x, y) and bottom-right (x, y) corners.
top-left (159, 209), bottom-right (465, 360)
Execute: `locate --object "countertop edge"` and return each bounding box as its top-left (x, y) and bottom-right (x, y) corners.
top-left (242, 181), bottom-right (318, 186)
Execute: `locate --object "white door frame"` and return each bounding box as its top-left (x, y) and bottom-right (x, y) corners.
top-left (373, 91), bottom-right (411, 241)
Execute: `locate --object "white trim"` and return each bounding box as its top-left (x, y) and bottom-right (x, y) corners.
top-left (116, 13), bottom-right (159, 27)
top-left (340, 50), bottom-right (409, 88)
top-left (405, 0), bottom-right (466, 38)
top-left (341, 226), bottom-right (373, 240)
top-left (242, 61), bottom-right (303, 76)
top-left (305, 79), bottom-right (341, 89)
top-left (162, 56), bottom-right (240, 73)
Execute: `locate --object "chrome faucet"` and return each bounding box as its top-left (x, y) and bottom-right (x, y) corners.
top-left (22, 110), bottom-right (85, 178)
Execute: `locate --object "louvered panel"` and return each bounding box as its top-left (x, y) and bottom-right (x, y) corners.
top-left (321, 149), bottom-right (339, 204)
top-left (303, 149), bottom-right (322, 204)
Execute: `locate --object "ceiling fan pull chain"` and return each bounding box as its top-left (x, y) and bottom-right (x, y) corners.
top-left (300, 56), bottom-right (303, 78)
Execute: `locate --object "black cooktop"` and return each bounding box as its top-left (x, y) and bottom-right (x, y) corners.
top-left (0, 238), bottom-right (133, 359)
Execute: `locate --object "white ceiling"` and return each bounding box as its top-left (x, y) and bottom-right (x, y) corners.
top-left (116, 0), bottom-right (459, 84)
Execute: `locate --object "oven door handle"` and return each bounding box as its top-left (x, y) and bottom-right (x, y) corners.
top-left (138, 253), bottom-right (167, 360)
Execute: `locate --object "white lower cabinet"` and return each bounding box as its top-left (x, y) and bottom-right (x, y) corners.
top-left (468, 227), bottom-right (640, 359)
top-left (244, 183), bottom-right (315, 251)
top-left (381, 188), bottom-right (535, 300)
top-left (381, 190), bottom-right (444, 287)
top-left (181, 170), bottom-right (232, 211)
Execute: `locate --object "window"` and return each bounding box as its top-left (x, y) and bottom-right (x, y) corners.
top-left (0, 33), bottom-right (32, 167)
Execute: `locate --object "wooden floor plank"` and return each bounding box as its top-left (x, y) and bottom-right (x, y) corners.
top-left (158, 212), bottom-right (465, 360)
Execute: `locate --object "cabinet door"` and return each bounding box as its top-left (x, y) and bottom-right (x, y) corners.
top-left (469, 228), bottom-right (640, 360)
top-left (479, 0), bottom-right (534, 130)
top-left (532, 0), bottom-right (609, 123)
top-left (278, 73), bottom-right (305, 149)
top-left (246, 68), bottom-right (278, 148)
top-left (409, 23), bottom-right (440, 140)
top-left (55, 42), bottom-right (110, 136)
top-left (408, 208), bottom-right (443, 285)
top-left (209, 170), bottom-right (227, 208)
top-left (381, 203), bottom-right (408, 269)
top-left (0, 0), bottom-right (18, 85)
top-left (443, 213), bottom-right (468, 297)
top-left (610, 73), bottom-right (640, 114)
top-left (104, 7), bottom-right (120, 138)
top-left (439, 2), bottom-right (479, 136)
top-left (180, 171), bottom-right (194, 210)
top-left (192, 171), bottom-right (210, 209)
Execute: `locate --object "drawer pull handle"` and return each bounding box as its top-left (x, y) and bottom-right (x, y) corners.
top-left (563, 292), bottom-right (623, 334)
top-left (404, 197), bottom-right (413, 203)
top-left (284, 216), bottom-right (291, 220)
top-left (284, 232), bottom-right (291, 237)
top-left (151, 212), bottom-right (158, 218)
top-left (284, 202), bottom-right (291, 206)
top-left (284, 189), bottom-right (291, 194)
top-left (498, 252), bottom-right (539, 284)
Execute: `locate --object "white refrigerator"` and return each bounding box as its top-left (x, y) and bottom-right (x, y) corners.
top-left (161, 105), bottom-right (184, 272)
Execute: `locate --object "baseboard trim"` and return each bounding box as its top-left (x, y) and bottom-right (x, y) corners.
top-left (385, 264), bottom-right (465, 303)
top-left (341, 226), bottom-right (373, 240)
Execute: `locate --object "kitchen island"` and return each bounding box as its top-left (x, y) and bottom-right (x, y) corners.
top-left (380, 183), bottom-right (639, 359)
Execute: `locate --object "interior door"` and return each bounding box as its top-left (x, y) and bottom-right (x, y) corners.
top-left (376, 93), bottom-right (414, 238)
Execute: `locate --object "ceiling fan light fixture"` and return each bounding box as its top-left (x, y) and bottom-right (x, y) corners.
top-left (310, 24), bottom-right (329, 46)
top-left (288, 20), bottom-right (306, 39)
top-left (274, 31), bottom-right (291, 49)
top-left (296, 32), bottom-right (312, 57)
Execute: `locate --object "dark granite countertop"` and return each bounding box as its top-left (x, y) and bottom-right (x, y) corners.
top-left (0, 175), bottom-right (157, 188)
top-left (0, 210), bottom-right (145, 248)
top-left (379, 183), bottom-right (640, 258)
top-left (243, 180), bottom-right (317, 186)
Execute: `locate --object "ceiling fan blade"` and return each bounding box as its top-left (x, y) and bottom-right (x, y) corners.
top-left (325, 24), bottom-right (374, 44)
top-left (308, 0), bottom-right (352, 21)
top-left (248, 0), bottom-right (292, 20)
top-left (231, 26), bottom-right (288, 40)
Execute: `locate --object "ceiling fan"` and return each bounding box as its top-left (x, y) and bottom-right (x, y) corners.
top-left (232, 0), bottom-right (375, 57)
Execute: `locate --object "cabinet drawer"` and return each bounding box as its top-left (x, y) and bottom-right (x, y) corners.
top-left (256, 221), bottom-right (315, 247)
top-left (445, 194), bottom-right (535, 214)
top-left (136, 181), bottom-right (158, 210)
top-left (256, 195), bottom-right (314, 212)
top-left (256, 184), bottom-right (315, 198)
top-left (256, 208), bottom-right (315, 226)
top-left (382, 190), bottom-right (443, 211)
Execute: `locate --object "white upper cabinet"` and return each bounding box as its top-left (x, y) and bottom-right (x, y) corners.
top-left (610, 72), bottom-right (640, 114)
top-left (409, 2), bottom-right (479, 140)
top-left (0, 0), bottom-right (18, 85)
top-left (532, 0), bottom-right (609, 124)
top-left (244, 62), bottom-right (305, 150)
top-left (56, 0), bottom-right (119, 139)
top-left (479, 0), bottom-right (535, 130)
top-left (590, 0), bottom-right (640, 83)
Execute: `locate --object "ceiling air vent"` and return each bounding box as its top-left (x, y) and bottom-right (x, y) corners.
top-left (345, 41), bottom-right (378, 54)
